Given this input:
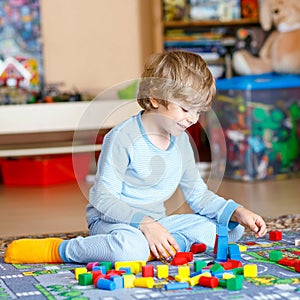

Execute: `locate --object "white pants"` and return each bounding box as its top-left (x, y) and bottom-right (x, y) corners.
top-left (60, 214), bottom-right (244, 263)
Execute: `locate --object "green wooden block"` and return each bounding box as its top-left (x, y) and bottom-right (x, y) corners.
top-left (232, 267), bottom-right (244, 275)
top-left (78, 273), bottom-right (93, 286)
top-left (194, 260), bottom-right (207, 272)
top-left (99, 261), bottom-right (113, 271)
top-left (218, 279), bottom-right (227, 287)
top-left (269, 250), bottom-right (283, 262)
top-left (226, 276), bottom-right (243, 290)
top-left (210, 263), bottom-right (225, 273)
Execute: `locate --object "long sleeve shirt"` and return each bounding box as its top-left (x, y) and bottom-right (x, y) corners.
top-left (87, 111), bottom-right (239, 228)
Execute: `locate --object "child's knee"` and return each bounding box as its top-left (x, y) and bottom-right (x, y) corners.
top-left (112, 233), bottom-right (150, 261)
top-left (229, 224), bottom-right (245, 242)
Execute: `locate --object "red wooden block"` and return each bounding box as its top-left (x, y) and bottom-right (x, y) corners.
top-left (227, 259), bottom-right (243, 268)
top-left (86, 262), bottom-right (99, 271)
top-left (142, 265), bottom-right (154, 277)
top-left (199, 276), bottom-right (219, 288)
top-left (269, 230), bottom-right (282, 241)
top-left (190, 243), bottom-right (207, 254)
top-left (170, 256), bottom-right (188, 266)
top-left (106, 270), bottom-right (125, 276)
top-left (278, 258), bottom-right (297, 267)
top-left (213, 235), bottom-right (218, 254)
top-left (175, 252), bottom-right (194, 262)
top-left (93, 273), bottom-right (106, 286)
top-left (220, 261), bottom-right (233, 270)
top-left (294, 260), bottom-right (300, 272)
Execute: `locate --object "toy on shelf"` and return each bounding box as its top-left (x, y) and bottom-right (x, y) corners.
top-left (0, 0), bottom-right (43, 105)
top-left (233, 0), bottom-right (300, 75)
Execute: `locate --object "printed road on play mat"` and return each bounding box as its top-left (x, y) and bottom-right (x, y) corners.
top-left (0, 231), bottom-right (300, 300)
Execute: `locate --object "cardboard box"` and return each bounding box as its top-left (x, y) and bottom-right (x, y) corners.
top-left (2, 153), bottom-right (91, 186)
top-left (210, 74), bottom-right (300, 181)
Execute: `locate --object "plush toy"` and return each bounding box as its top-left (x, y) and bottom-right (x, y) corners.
top-left (233, 0), bottom-right (300, 75)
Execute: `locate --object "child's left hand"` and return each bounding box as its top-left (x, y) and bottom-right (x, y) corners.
top-left (230, 206), bottom-right (267, 238)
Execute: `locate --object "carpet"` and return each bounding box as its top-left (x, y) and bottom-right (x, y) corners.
top-left (0, 215), bottom-right (299, 300)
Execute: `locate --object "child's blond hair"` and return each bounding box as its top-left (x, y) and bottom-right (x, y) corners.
top-left (137, 50), bottom-right (216, 112)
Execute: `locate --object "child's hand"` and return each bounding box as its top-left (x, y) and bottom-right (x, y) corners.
top-left (139, 216), bottom-right (180, 261)
top-left (231, 206), bottom-right (267, 238)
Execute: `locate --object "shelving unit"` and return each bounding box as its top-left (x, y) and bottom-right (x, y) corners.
top-left (163, 18), bottom-right (259, 28)
top-left (151, 0), bottom-right (261, 78)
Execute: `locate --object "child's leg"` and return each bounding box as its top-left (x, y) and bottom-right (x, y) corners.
top-left (60, 223), bottom-right (150, 263)
top-left (5, 223), bottom-right (150, 264)
top-left (4, 238), bottom-right (63, 264)
top-left (159, 214), bottom-right (244, 251)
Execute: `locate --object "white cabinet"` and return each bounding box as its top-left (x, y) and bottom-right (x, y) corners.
top-left (0, 100), bottom-right (140, 157)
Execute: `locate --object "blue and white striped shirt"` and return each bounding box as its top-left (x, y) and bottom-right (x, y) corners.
top-left (87, 111), bottom-right (239, 228)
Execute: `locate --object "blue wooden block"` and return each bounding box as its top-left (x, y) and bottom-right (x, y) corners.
top-left (165, 282), bottom-right (189, 290)
top-left (216, 236), bottom-right (228, 262)
top-left (228, 244), bottom-right (241, 260)
top-left (217, 225), bottom-right (228, 236)
top-left (97, 278), bottom-right (116, 290)
top-left (92, 265), bottom-right (107, 274)
top-left (110, 276), bottom-right (124, 289)
top-left (216, 225), bottom-right (229, 262)
top-left (119, 267), bottom-right (131, 274)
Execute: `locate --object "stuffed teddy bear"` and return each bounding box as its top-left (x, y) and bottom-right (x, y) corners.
top-left (232, 0), bottom-right (300, 75)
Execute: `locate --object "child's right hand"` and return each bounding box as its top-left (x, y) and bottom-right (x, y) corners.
top-left (139, 216), bottom-right (180, 261)
top-left (231, 206), bottom-right (267, 238)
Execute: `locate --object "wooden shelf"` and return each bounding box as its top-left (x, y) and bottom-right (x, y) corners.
top-left (150, 0), bottom-right (263, 78)
top-left (164, 18), bottom-right (259, 28)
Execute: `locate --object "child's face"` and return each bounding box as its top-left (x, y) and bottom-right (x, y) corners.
top-left (154, 100), bottom-right (201, 136)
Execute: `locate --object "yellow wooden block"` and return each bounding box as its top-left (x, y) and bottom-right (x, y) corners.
top-left (237, 244), bottom-right (247, 252)
top-left (200, 272), bottom-right (211, 277)
top-left (178, 266), bottom-right (190, 277)
top-left (123, 274), bottom-right (136, 288)
top-left (243, 264), bottom-right (257, 277)
top-left (188, 275), bottom-right (200, 286)
top-left (134, 277), bottom-right (154, 288)
top-left (157, 265), bottom-right (169, 278)
top-left (74, 267), bottom-right (88, 280)
top-left (175, 274), bottom-right (189, 282)
top-left (223, 273), bottom-right (236, 280)
top-left (187, 272), bottom-right (211, 286)
top-left (115, 261), bottom-right (146, 274)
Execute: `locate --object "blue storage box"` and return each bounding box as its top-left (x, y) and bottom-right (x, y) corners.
top-left (210, 74), bottom-right (300, 181)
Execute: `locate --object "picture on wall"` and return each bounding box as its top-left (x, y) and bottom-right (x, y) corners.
top-left (0, 0), bottom-right (43, 104)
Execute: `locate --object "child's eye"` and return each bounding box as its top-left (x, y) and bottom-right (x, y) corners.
top-left (181, 107), bottom-right (189, 112)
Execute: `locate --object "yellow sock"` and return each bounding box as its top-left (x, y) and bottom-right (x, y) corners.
top-left (4, 238), bottom-right (63, 264)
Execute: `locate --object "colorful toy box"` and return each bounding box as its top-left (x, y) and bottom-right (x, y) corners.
top-left (1, 153), bottom-right (91, 186)
top-left (210, 74), bottom-right (300, 181)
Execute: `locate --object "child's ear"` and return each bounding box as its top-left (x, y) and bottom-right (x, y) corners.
top-left (149, 97), bottom-right (159, 109)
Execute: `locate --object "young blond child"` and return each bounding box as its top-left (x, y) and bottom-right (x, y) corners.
top-left (5, 50), bottom-right (267, 264)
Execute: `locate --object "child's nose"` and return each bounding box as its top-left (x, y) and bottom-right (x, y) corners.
top-left (187, 111), bottom-right (198, 124)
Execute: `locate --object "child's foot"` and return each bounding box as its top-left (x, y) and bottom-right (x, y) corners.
top-left (4, 238), bottom-right (63, 264)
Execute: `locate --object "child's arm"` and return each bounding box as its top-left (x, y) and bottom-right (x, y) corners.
top-left (230, 206), bottom-right (267, 238)
top-left (139, 216), bottom-right (180, 260)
